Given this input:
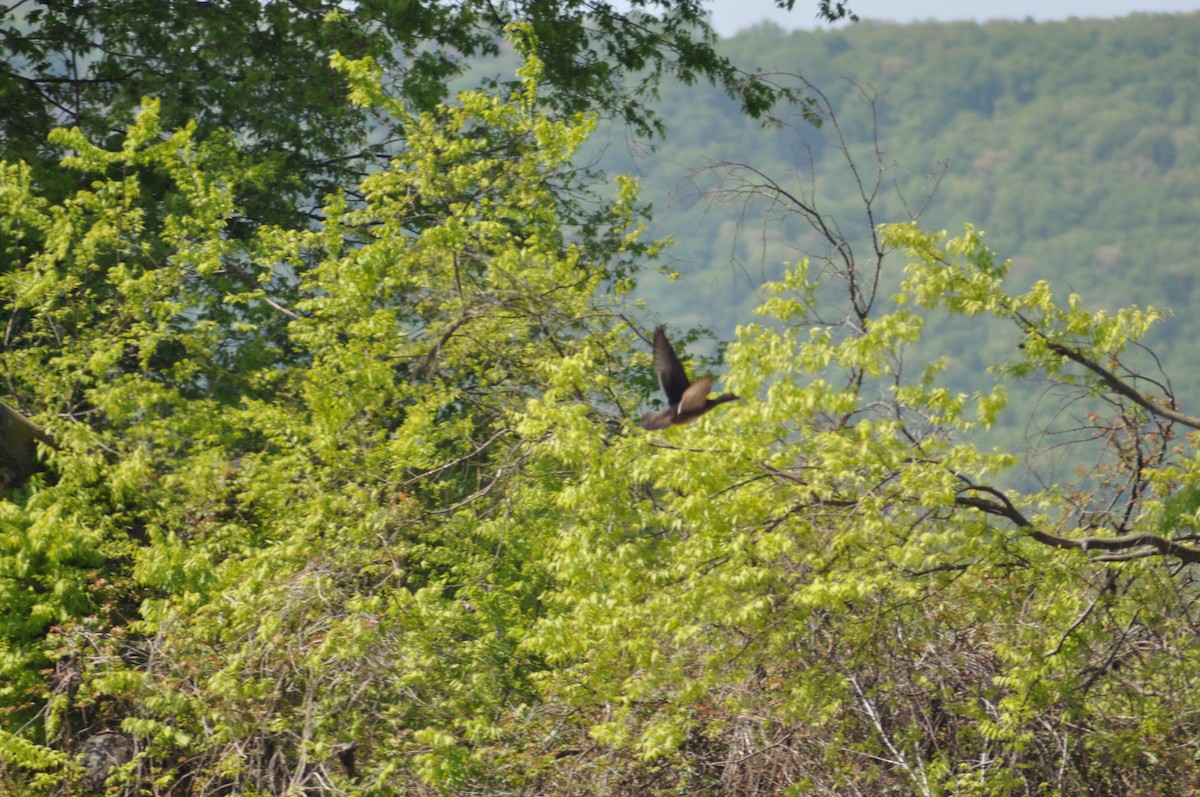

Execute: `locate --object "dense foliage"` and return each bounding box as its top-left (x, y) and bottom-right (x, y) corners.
top-left (3, 8), bottom-right (1200, 797)
top-left (0, 38), bottom-right (649, 792)
top-left (1, 0), bottom-right (813, 229)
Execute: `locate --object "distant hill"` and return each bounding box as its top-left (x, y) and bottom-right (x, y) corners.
top-left (561, 11), bottom-right (1197, 461)
top-left (591, 12), bottom-right (1199, 358)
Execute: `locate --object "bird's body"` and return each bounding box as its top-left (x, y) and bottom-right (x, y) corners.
top-left (639, 326), bottom-right (739, 430)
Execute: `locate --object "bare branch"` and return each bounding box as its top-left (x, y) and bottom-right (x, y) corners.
top-left (956, 486), bottom-right (1200, 564)
top-left (1023, 333), bottom-right (1200, 431)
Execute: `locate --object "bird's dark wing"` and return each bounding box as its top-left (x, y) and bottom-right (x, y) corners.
top-left (652, 326), bottom-right (691, 405)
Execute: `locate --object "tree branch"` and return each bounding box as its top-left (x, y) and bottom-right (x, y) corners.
top-left (955, 485), bottom-right (1200, 564)
top-left (220, 258), bottom-right (302, 321)
top-left (1022, 333), bottom-right (1200, 430)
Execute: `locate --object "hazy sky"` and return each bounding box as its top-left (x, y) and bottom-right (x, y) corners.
top-left (709, 0), bottom-right (1200, 37)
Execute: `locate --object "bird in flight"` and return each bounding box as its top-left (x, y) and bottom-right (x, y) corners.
top-left (639, 326), bottom-right (739, 430)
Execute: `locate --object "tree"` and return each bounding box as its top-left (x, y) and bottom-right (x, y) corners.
top-left (515, 96), bottom-right (1200, 794)
top-left (8, 8), bottom-right (1200, 797)
top-left (0, 35), bottom-right (654, 793)
top-left (1, 0), bottom-right (838, 230)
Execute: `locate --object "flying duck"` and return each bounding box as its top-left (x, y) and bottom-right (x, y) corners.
top-left (639, 326), bottom-right (739, 430)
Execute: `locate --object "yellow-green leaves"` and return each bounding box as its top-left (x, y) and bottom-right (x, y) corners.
top-left (514, 215), bottom-right (1200, 793)
top-left (890, 221), bottom-right (1167, 390)
top-left (5, 11), bottom-right (1200, 792)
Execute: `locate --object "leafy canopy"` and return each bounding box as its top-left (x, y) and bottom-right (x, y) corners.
top-left (4, 9), bottom-right (1200, 797)
top-left (1, 0), bottom-right (828, 228)
top-left (0, 32), bottom-right (650, 793)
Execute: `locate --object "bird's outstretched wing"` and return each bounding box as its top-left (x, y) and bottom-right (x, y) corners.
top-left (652, 326), bottom-right (691, 405)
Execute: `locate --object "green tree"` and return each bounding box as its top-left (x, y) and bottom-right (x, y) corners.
top-left (517, 215), bottom-right (1200, 794)
top-left (0, 0), bottom-right (839, 229)
top-left (8, 9), bottom-right (1200, 797)
top-left (0, 37), bottom-right (653, 793)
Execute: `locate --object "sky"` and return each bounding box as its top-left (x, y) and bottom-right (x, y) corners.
top-left (708, 0), bottom-right (1200, 37)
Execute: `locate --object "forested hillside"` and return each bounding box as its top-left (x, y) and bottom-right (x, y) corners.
top-left (598, 10), bottom-right (1200, 463)
top-left (3, 4), bottom-right (1200, 796)
top-left (618, 12), bottom-right (1200, 357)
